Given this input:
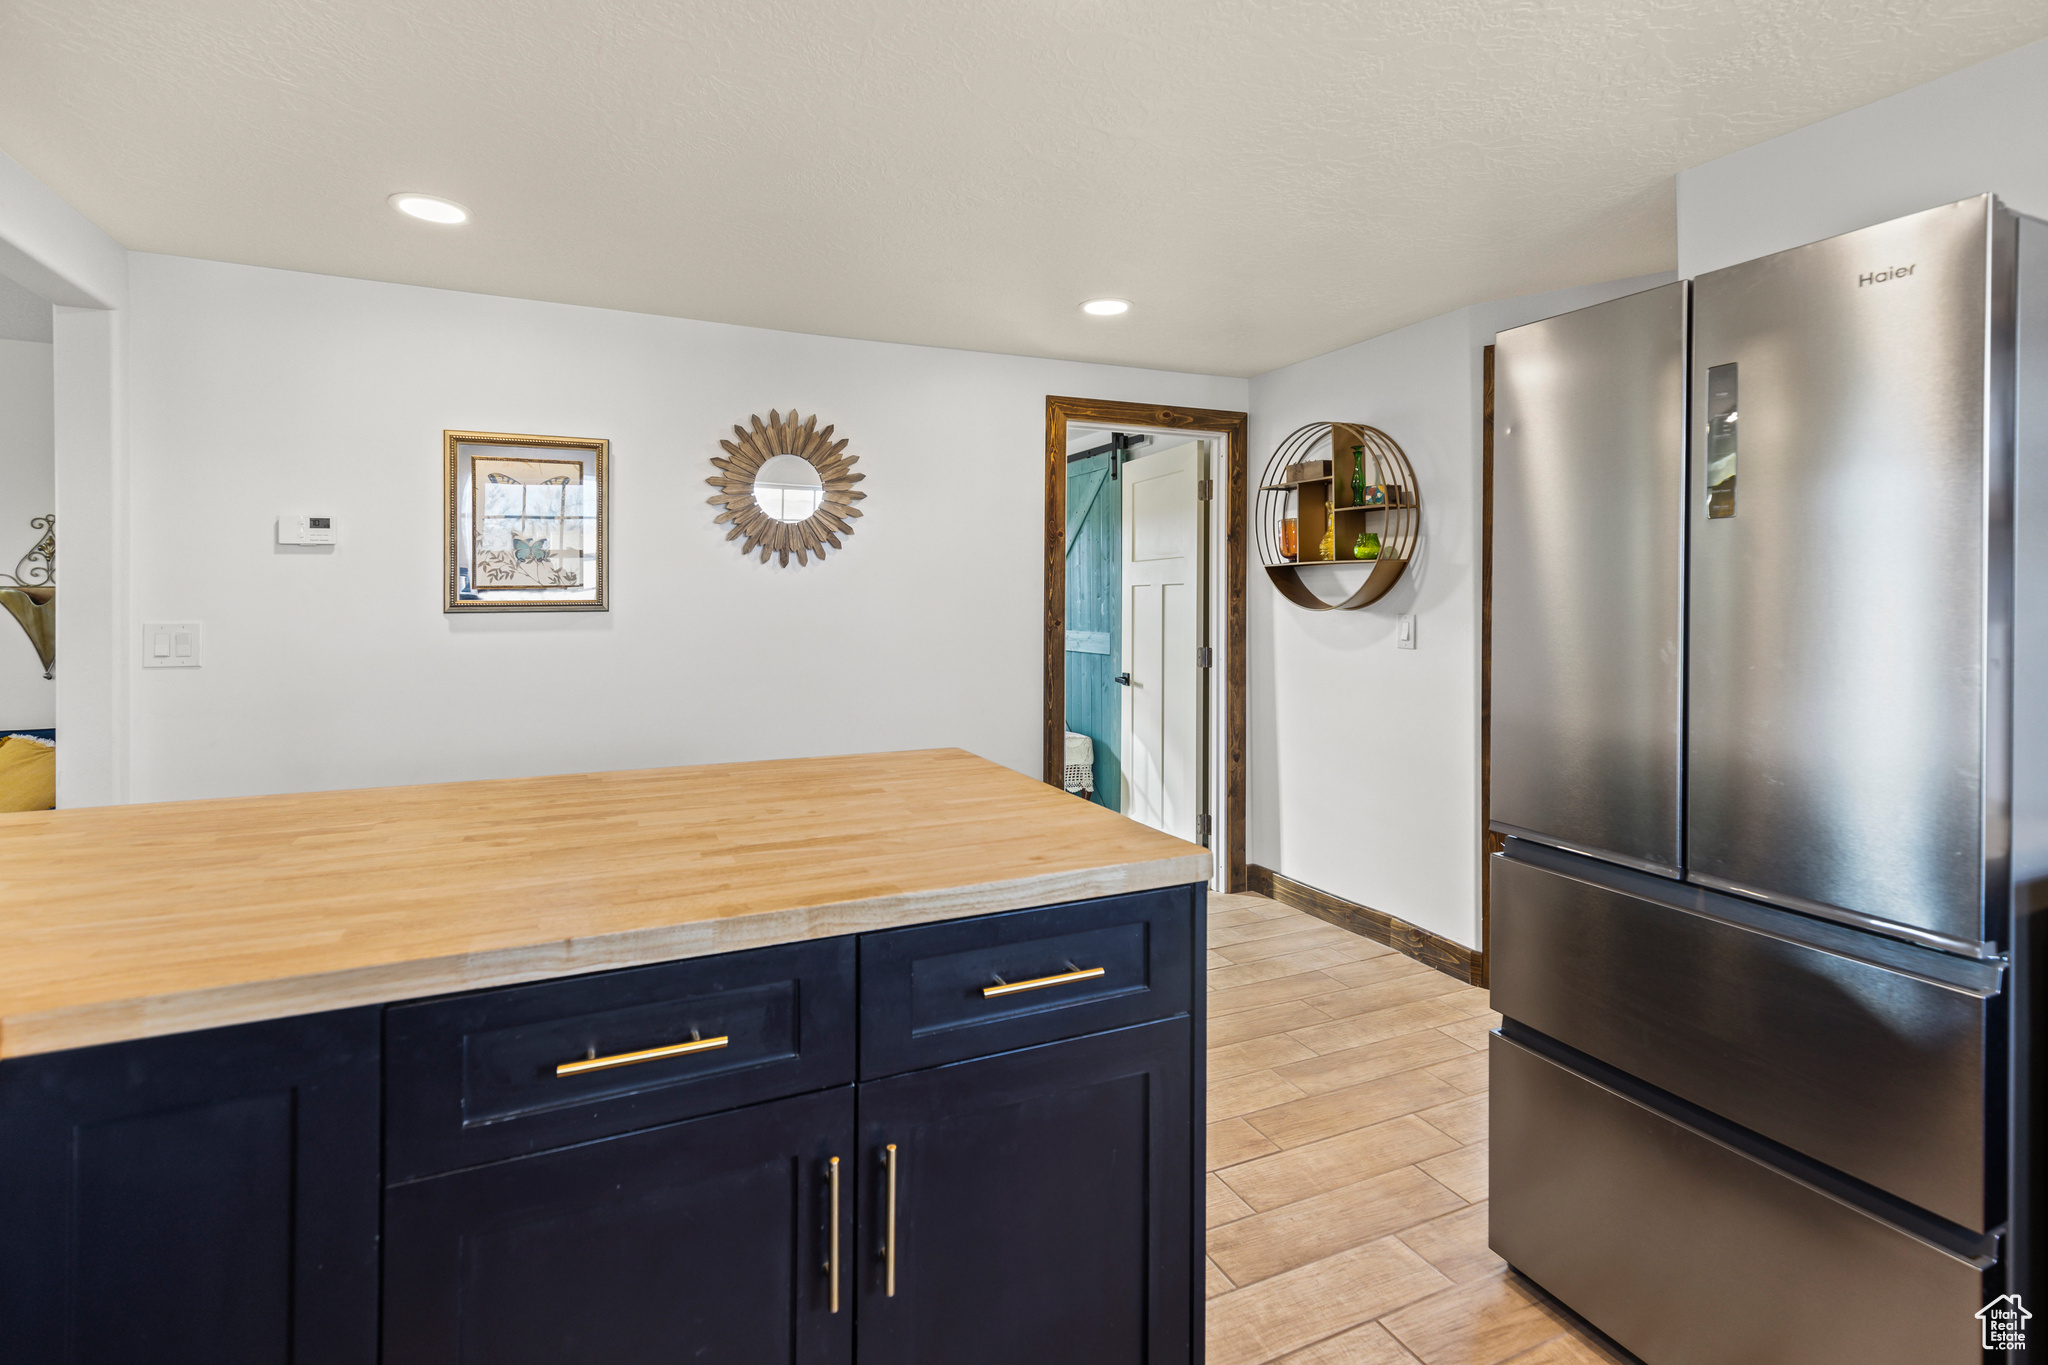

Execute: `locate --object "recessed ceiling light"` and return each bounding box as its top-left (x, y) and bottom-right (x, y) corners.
top-left (390, 194), bottom-right (469, 225)
top-left (1082, 298), bottom-right (1130, 316)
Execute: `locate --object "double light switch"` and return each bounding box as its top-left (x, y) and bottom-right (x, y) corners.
top-left (142, 622), bottom-right (204, 669)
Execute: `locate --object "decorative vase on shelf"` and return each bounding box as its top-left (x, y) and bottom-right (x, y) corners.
top-left (1350, 446), bottom-right (1366, 507)
top-left (1280, 488), bottom-right (1299, 560)
top-left (1318, 522), bottom-right (1335, 561)
top-left (1354, 531), bottom-right (1381, 561)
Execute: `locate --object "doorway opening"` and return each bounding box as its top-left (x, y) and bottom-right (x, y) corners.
top-left (1043, 397), bottom-right (1247, 893)
top-left (0, 270), bottom-right (56, 749)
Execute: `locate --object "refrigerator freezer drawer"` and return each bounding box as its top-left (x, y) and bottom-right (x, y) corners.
top-left (1491, 846), bottom-right (2000, 1229)
top-left (1491, 1032), bottom-right (1986, 1365)
top-left (1491, 282), bottom-right (1687, 875)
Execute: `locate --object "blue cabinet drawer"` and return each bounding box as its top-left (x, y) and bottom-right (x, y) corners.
top-left (386, 938), bottom-right (856, 1181)
top-left (857, 887), bottom-right (1197, 1079)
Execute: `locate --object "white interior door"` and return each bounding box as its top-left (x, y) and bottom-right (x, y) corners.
top-left (1121, 441), bottom-right (1199, 838)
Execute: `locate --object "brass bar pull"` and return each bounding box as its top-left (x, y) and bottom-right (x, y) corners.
top-left (827, 1156), bottom-right (842, 1314)
top-left (554, 1033), bottom-right (729, 1077)
top-left (883, 1143), bottom-right (899, 1298)
top-left (982, 965), bottom-right (1106, 998)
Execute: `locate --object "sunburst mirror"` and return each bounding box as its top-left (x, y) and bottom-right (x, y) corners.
top-left (707, 410), bottom-right (865, 566)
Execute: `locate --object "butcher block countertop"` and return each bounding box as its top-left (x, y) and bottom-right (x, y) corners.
top-left (0, 749), bottom-right (1209, 1060)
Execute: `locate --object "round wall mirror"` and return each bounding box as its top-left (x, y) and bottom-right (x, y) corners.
top-left (754, 453), bottom-right (824, 522)
top-left (707, 409), bottom-right (866, 566)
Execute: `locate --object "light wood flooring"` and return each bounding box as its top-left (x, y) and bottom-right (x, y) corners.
top-left (1204, 892), bottom-right (1626, 1365)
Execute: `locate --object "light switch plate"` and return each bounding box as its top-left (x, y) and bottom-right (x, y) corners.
top-left (1396, 614), bottom-right (1416, 649)
top-left (142, 621), bottom-right (205, 668)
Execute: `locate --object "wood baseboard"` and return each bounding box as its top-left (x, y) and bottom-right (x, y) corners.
top-left (1246, 864), bottom-right (1480, 984)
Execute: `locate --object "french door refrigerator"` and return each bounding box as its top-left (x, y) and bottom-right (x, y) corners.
top-left (1488, 195), bottom-right (2045, 1364)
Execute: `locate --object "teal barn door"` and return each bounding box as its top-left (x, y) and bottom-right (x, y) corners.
top-left (1066, 453), bottom-right (1122, 810)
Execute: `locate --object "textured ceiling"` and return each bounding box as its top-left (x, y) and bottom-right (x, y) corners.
top-left (2, 2), bottom-right (2044, 376)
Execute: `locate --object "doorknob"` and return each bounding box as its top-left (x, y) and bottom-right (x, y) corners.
top-left (1114, 673), bottom-right (1131, 686)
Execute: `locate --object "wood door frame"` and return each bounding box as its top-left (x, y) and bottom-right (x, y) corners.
top-left (1044, 396), bottom-right (1248, 892)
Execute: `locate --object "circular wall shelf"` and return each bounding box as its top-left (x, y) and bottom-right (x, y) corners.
top-left (1255, 423), bottom-right (1417, 611)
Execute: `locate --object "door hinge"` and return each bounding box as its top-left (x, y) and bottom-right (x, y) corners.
top-left (1197, 813), bottom-right (1212, 844)
top-left (1196, 646), bottom-right (1214, 668)
top-left (1197, 479), bottom-right (1214, 501)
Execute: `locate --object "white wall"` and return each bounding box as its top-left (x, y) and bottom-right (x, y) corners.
top-left (0, 337), bottom-right (54, 727)
top-left (123, 254), bottom-right (1245, 802)
top-left (0, 271), bottom-right (53, 343)
top-left (1679, 35), bottom-right (2048, 276)
top-left (1245, 272), bottom-right (1669, 949)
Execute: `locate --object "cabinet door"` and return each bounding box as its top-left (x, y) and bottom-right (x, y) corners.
top-left (0, 1006), bottom-right (381, 1365)
top-left (384, 1086), bottom-right (856, 1365)
top-left (855, 1020), bottom-right (1193, 1365)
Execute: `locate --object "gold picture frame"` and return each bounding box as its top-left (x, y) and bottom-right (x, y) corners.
top-left (444, 430), bottom-right (609, 612)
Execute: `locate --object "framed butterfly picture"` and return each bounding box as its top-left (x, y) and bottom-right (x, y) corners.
top-left (443, 431), bottom-right (608, 612)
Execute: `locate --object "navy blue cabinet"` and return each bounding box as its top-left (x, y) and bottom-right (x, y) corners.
top-left (0, 1007), bottom-right (381, 1365)
top-left (855, 1019), bottom-right (1194, 1365)
top-left (857, 890), bottom-right (1194, 1077)
top-left (383, 1087), bottom-right (857, 1365)
top-left (0, 887), bottom-right (1202, 1365)
top-left (384, 936), bottom-right (858, 1181)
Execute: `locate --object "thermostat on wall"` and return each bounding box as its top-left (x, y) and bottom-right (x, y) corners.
top-left (278, 514), bottom-right (337, 545)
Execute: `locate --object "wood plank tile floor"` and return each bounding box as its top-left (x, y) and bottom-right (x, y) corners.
top-left (1204, 891), bottom-right (1631, 1365)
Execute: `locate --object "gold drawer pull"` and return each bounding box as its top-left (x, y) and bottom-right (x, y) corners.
top-left (983, 965), bottom-right (1106, 998)
top-left (883, 1143), bottom-right (899, 1297)
top-left (554, 1032), bottom-right (729, 1077)
top-left (827, 1156), bottom-right (842, 1314)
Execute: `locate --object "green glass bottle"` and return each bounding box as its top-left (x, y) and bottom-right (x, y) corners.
top-left (1354, 531), bottom-right (1380, 561)
top-left (1350, 445), bottom-right (1366, 507)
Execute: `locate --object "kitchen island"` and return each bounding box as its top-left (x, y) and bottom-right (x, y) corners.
top-left (0, 748), bottom-right (1210, 1365)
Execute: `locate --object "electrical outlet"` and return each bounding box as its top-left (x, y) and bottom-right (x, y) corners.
top-left (1396, 614), bottom-right (1416, 649)
top-left (142, 621), bottom-right (205, 668)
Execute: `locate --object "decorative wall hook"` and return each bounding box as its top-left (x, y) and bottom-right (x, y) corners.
top-left (0, 514), bottom-right (55, 678)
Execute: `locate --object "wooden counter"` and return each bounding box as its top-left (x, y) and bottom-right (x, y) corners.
top-left (0, 748), bottom-right (1208, 1058)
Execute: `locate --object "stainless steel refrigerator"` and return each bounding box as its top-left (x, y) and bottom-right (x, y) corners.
top-left (1488, 194), bottom-right (2046, 1363)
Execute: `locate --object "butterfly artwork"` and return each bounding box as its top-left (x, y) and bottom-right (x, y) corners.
top-left (471, 454), bottom-right (587, 589)
top-left (448, 434), bottom-right (609, 612)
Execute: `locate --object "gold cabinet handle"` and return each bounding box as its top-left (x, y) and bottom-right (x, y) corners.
top-left (554, 1032), bottom-right (729, 1077)
top-left (827, 1156), bottom-right (842, 1314)
top-left (983, 965), bottom-right (1106, 998)
top-left (883, 1143), bottom-right (899, 1297)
